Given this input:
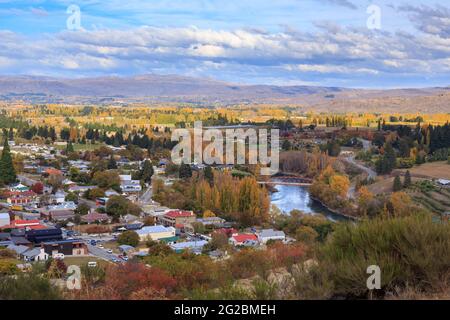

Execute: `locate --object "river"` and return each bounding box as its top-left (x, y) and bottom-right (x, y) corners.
top-left (270, 184), bottom-right (347, 222)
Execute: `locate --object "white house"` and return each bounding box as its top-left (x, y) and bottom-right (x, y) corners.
top-left (258, 229), bottom-right (286, 244)
top-left (136, 225), bottom-right (176, 241)
top-left (0, 212), bottom-right (10, 227)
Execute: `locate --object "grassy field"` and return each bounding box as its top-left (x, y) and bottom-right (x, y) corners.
top-left (63, 256), bottom-right (109, 267)
top-left (54, 143), bottom-right (106, 152)
top-left (397, 161), bottom-right (450, 180)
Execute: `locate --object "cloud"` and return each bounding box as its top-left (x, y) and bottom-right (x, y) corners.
top-left (314, 0), bottom-right (357, 10)
top-left (0, 3), bottom-right (449, 86)
top-left (398, 4), bottom-right (450, 38)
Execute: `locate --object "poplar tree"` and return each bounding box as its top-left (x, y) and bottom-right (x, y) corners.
top-left (0, 138), bottom-right (16, 185)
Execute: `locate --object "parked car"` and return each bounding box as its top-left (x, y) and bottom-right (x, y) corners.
top-left (106, 249), bottom-right (113, 254)
top-left (53, 253), bottom-right (65, 260)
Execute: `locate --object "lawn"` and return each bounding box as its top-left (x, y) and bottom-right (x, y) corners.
top-left (397, 161), bottom-right (450, 180)
top-left (63, 256), bottom-right (109, 267)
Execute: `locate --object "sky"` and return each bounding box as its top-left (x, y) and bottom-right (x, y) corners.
top-left (0, 0), bottom-right (449, 88)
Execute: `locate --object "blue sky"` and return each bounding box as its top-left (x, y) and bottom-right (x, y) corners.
top-left (0, 0), bottom-right (449, 88)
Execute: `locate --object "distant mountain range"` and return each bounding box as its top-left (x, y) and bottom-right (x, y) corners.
top-left (0, 74), bottom-right (449, 113)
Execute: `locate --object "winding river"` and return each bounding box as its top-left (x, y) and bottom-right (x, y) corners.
top-left (270, 184), bottom-right (347, 222)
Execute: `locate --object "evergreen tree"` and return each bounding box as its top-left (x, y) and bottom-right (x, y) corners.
top-left (107, 155), bottom-right (118, 169)
top-left (140, 160), bottom-right (154, 183)
top-left (204, 166), bottom-right (214, 185)
top-left (0, 138), bottom-right (16, 185)
top-left (393, 175), bottom-right (402, 192)
top-left (179, 163), bottom-right (192, 179)
top-left (403, 170), bottom-right (412, 188)
top-left (66, 141), bottom-right (75, 153)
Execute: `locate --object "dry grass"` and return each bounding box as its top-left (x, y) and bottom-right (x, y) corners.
top-left (397, 161), bottom-right (450, 180)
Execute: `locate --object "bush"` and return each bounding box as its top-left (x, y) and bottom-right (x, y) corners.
top-left (313, 215), bottom-right (450, 298)
top-left (117, 231), bottom-right (140, 247)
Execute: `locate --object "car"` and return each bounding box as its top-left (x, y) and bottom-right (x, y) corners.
top-left (98, 244), bottom-right (104, 249)
top-left (53, 253), bottom-right (65, 260)
top-left (122, 256), bottom-right (129, 261)
top-left (106, 249), bottom-right (113, 254)
top-left (111, 258), bottom-right (120, 263)
top-left (87, 261), bottom-right (98, 268)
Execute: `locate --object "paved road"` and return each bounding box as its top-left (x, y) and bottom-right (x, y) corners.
top-left (138, 186), bottom-right (153, 205)
top-left (86, 243), bottom-right (121, 262)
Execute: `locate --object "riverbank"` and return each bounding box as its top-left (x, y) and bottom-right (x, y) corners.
top-left (309, 195), bottom-right (360, 221)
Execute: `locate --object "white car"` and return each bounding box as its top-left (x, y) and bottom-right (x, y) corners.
top-left (98, 244), bottom-right (104, 249)
top-left (106, 249), bottom-right (113, 254)
top-left (53, 253), bottom-right (65, 260)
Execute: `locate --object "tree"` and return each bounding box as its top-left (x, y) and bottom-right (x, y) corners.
top-left (75, 203), bottom-right (90, 216)
top-left (106, 195), bottom-right (141, 221)
top-left (295, 226), bottom-right (319, 244)
top-left (204, 166), bottom-right (214, 185)
top-left (66, 141), bottom-right (75, 153)
top-left (140, 160), bottom-right (154, 183)
top-left (117, 231), bottom-right (140, 247)
top-left (31, 182), bottom-right (44, 194)
top-left (393, 175), bottom-right (403, 192)
top-left (203, 210), bottom-right (216, 218)
top-left (404, 170), bottom-right (412, 188)
top-left (92, 170), bottom-right (120, 189)
top-left (179, 163), bottom-right (192, 179)
top-left (0, 138), bottom-right (16, 185)
top-left (107, 155), bottom-right (117, 169)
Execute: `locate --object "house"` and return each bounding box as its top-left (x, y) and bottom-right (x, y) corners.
top-left (118, 244), bottom-right (135, 254)
top-left (21, 247), bottom-right (49, 262)
top-left (7, 244), bottom-right (30, 258)
top-left (120, 180), bottom-right (142, 193)
top-left (81, 212), bottom-right (110, 224)
top-left (6, 190), bottom-right (37, 205)
top-left (10, 219), bottom-right (46, 230)
top-left (52, 190), bottom-right (67, 204)
top-left (9, 183), bottom-right (29, 192)
top-left (44, 168), bottom-right (63, 176)
top-left (229, 233), bottom-right (259, 246)
top-left (135, 225), bottom-right (176, 241)
top-left (0, 212), bottom-right (10, 227)
top-left (158, 210), bottom-right (196, 228)
top-left (258, 229), bottom-right (286, 244)
top-left (196, 217), bottom-right (226, 227)
top-left (41, 239), bottom-right (88, 257)
top-left (47, 201), bottom-right (77, 211)
top-left (68, 185), bottom-right (97, 193)
top-left (170, 240), bottom-right (208, 254)
top-left (41, 209), bottom-right (75, 222)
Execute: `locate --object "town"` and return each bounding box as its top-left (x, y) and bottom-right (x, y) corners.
top-left (0, 104), bottom-right (448, 300)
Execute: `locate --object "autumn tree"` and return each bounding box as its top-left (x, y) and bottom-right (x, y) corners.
top-left (117, 231), bottom-right (140, 247)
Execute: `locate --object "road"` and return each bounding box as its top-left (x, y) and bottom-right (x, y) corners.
top-left (138, 185), bottom-right (153, 205)
top-left (341, 138), bottom-right (377, 199)
top-left (86, 243), bottom-right (121, 262)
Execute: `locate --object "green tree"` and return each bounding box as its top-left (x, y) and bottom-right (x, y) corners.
top-left (66, 141), bottom-right (75, 153)
top-left (204, 166), bottom-right (214, 185)
top-left (107, 155), bottom-right (117, 169)
top-left (393, 175), bottom-right (403, 192)
top-left (179, 163), bottom-right (192, 179)
top-left (403, 170), bottom-right (412, 188)
top-left (117, 230), bottom-right (140, 247)
top-left (0, 138), bottom-right (16, 185)
top-left (140, 160), bottom-right (154, 183)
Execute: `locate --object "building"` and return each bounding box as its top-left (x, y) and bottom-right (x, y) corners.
top-left (195, 217), bottom-right (226, 227)
top-left (158, 210), bottom-right (196, 228)
top-left (41, 239), bottom-right (88, 257)
top-left (52, 190), bottom-right (67, 204)
top-left (81, 212), bottom-right (110, 224)
top-left (26, 228), bottom-right (63, 243)
top-left (229, 233), bottom-right (259, 246)
top-left (0, 212), bottom-right (10, 228)
top-left (135, 225), bottom-right (176, 241)
top-left (41, 209), bottom-right (75, 222)
top-left (170, 240), bottom-right (208, 254)
top-left (120, 180), bottom-right (142, 193)
top-left (21, 247), bottom-right (49, 262)
top-left (258, 229), bottom-right (286, 244)
top-left (6, 190), bottom-right (37, 205)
